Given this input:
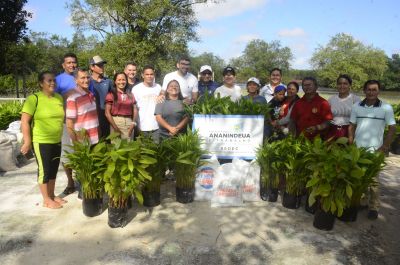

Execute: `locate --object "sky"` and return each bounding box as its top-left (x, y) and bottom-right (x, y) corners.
top-left (25, 0), bottom-right (400, 69)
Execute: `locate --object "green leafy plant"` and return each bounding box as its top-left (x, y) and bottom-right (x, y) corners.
top-left (0, 101), bottom-right (23, 130)
top-left (165, 130), bottom-right (206, 189)
top-left (101, 134), bottom-right (157, 208)
top-left (306, 137), bottom-right (385, 216)
top-left (65, 133), bottom-right (106, 199)
top-left (137, 136), bottom-right (171, 193)
top-left (256, 140), bottom-right (281, 191)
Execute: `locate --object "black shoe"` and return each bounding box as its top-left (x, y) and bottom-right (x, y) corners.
top-left (63, 186), bottom-right (76, 195)
top-left (367, 210), bottom-right (378, 220)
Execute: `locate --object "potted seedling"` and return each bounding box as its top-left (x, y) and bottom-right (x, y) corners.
top-left (138, 136), bottom-right (170, 207)
top-left (101, 136), bottom-right (156, 228)
top-left (65, 133), bottom-right (106, 217)
top-left (165, 130), bottom-right (205, 204)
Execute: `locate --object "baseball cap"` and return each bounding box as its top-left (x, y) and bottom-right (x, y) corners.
top-left (247, 77), bottom-right (261, 87)
top-left (223, 66), bottom-right (236, 76)
top-left (200, 65), bottom-right (213, 73)
top-left (274, 85), bottom-right (286, 94)
top-left (89, 55), bottom-right (107, 65)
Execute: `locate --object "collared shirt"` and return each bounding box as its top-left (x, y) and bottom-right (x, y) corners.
top-left (66, 87), bottom-right (99, 145)
top-left (242, 95), bottom-right (267, 104)
top-left (162, 71), bottom-right (198, 100)
top-left (259, 83), bottom-right (286, 103)
top-left (350, 98), bottom-right (396, 151)
top-left (55, 72), bottom-right (76, 96)
top-left (105, 90), bottom-right (136, 117)
top-left (89, 77), bottom-right (113, 110)
top-left (290, 93), bottom-right (333, 139)
top-left (198, 81), bottom-right (220, 96)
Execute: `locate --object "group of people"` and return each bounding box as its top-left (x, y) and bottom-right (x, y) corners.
top-left (20, 53), bottom-right (396, 221)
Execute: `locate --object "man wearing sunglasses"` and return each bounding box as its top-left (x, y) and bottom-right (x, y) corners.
top-left (198, 65), bottom-right (219, 97)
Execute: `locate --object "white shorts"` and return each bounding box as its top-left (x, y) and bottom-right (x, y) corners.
top-left (60, 124), bottom-right (73, 164)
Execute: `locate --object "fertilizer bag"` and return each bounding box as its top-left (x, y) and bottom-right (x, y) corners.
top-left (195, 155), bottom-right (220, 201)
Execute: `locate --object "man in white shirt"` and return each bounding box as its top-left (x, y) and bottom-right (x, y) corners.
top-left (214, 66), bottom-right (242, 102)
top-left (162, 56), bottom-right (198, 104)
top-left (132, 65), bottom-right (162, 143)
top-left (259, 68), bottom-right (286, 103)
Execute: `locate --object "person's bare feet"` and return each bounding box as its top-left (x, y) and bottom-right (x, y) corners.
top-left (43, 199), bottom-right (62, 209)
top-left (54, 196), bottom-right (68, 205)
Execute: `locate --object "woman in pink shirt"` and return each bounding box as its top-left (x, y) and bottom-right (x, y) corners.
top-left (105, 72), bottom-right (138, 140)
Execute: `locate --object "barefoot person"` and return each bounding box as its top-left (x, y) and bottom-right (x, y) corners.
top-left (349, 80), bottom-right (396, 220)
top-left (21, 72), bottom-right (65, 209)
top-left (105, 72), bottom-right (138, 140)
top-left (155, 80), bottom-right (189, 139)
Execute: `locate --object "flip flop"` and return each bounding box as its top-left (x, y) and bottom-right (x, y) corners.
top-left (63, 186), bottom-right (76, 195)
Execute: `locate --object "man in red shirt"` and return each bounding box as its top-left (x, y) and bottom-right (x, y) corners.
top-left (290, 77), bottom-right (333, 139)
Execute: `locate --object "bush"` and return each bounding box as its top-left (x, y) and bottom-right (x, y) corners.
top-left (0, 101), bottom-right (22, 130)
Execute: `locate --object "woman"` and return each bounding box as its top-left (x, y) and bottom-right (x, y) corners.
top-left (105, 72), bottom-right (138, 140)
top-left (242, 77), bottom-right (267, 104)
top-left (155, 80), bottom-right (189, 139)
top-left (274, 81), bottom-right (301, 128)
top-left (259, 68), bottom-right (286, 103)
top-left (328, 74), bottom-right (360, 139)
top-left (21, 71), bottom-right (65, 209)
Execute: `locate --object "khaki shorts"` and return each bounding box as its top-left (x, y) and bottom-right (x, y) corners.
top-left (60, 124), bottom-right (73, 164)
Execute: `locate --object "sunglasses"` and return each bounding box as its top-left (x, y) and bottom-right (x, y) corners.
top-left (201, 72), bottom-right (212, 76)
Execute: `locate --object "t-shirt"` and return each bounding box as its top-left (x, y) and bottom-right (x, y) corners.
top-left (328, 94), bottom-right (361, 126)
top-left (90, 78), bottom-right (113, 110)
top-left (66, 88), bottom-right (99, 145)
top-left (214, 85), bottom-right (242, 102)
top-left (132, 82), bottom-right (162, 131)
top-left (268, 98), bottom-right (284, 121)
top-left (242, 95), bottom-right (267, 104)
top-left (350, 99), bottom-right (396, 151)
top-left (290, 94), bottom-right (333, 139)
top-left (55, 72), bottom-right (76, 96)
top-left (198, 81), bottom-right (219, 96)
top-left (259, 83), bottom-right (286, 103)
top-left (162, 71), bottom-right (198, 100)
top-left (22, 91), bottom-right (64, 144)
top-left (105, 90), bottom-right (136, 117)
top-left (154, 99), bottom-right (186, 137)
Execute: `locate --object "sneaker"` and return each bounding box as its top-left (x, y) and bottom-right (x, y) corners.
top-left (63, 186), bottom-right (76, 195)
top-left (367, 210), bottom-right (378, 220)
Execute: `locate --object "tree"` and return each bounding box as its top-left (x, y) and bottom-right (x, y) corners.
top-left (230, 39), bottom-right (293, 83)
top-left (311, 33), bottom-right (388, 90)
top-left (67, 0), bottom-right (214, 77)
top-left (382, 54), bottom-right (400, 90)
top-left (0, 0), bottom-right (32, 74)
top-left (191, 52), bottom-right (226, 83)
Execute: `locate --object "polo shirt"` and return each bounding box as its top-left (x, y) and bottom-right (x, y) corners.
top-left (162, 71), bottom-right (198, 100)
top-left (22, 91), bottom-right (64, 143)
top-left (290, 94), bottom-right (333, 139)
top-left (105, 91), bottom-right (136, 117)
top-left (55, 72), bottom-right (76, 96)
top-left (350, 99), bottom-right (396, 151)
top-left (198, 81), bottom-right (219, 96)
top-left (242, 95), bottom-right (267, 104)
top-left (66, 88), bottom-right (99, 145)
top-left (90, 78), bottom-right (113, 110)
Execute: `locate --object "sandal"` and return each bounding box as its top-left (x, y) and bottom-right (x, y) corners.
top-left (63, 186), bottom-right (76, 195)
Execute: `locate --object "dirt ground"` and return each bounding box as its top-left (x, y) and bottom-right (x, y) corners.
top-left (0, 155), bottom-right (399, 265)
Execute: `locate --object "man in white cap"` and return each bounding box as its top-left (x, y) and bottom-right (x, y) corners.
top-left (162, 56), bottom-right (198, 104)
top-left (198, 65), bottom-right (219, 97)
top-left (242, 77), bottom-right (267, 104)
top-left (89, 55), bottom-right (113, 139)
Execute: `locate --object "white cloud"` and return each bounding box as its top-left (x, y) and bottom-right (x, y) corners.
top-left (234, 34), bottom-right (260, 44)
top-left (198, 27), bottom-right (223, 38)
top-left (291, 57), bottom-right (310, 69)
top-left (277, 27), bottom-right (306, 38)
top-left (194, 0), bottom-right (269, 21)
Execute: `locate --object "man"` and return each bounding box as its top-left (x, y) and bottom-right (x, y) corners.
top-left (55, 53), bottom-right (78, 196)
top-left (89, 55), bottom-right (112, 139)
top-left (124, 62), bottom-right (140, 92)
top-left (198, 65), bottom-right (219, 97)
top-left (242, 77), bottom-right (267, 104)
top-left (66, 68), bottom-right (100, 145)
top-left (214, 66), bottom-right (242, 102)
top-left (132, 65), bottom-right (162, 143)
top-left (348, 80), bottom-right (396, 220)
top-left (260, 68), bottom-right (286, 103)
top-left (290, 77), bottom-right (333, 139)
top-left (162, 56), bottom-right (198, 104)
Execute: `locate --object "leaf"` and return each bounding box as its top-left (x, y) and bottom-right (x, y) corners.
top-left (346, 185), bottom-right (353, 199)
top-left (128, 159), bottom-right (133, 172)
top-left (134, 190), bottom-right (143, 205)
top-left (306, 177), bottom-right (319, 188)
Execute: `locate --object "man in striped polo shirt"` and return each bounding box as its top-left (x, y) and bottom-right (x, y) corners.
top-left (349, 80), bottom-right (396, 220)
top-left (66, 68), bottom-right (100, 146)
